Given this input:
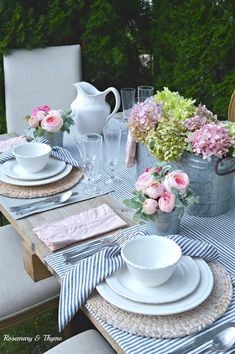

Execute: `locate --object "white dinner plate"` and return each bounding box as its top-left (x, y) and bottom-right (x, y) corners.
top-left (106, 256), bottom-right (200, 304)
top-left (96, 258), bottom-right (213, 316)
top-left (0, 163), bottom-right (72, 186)
top-left (2, 158), bottom-right (66, 181)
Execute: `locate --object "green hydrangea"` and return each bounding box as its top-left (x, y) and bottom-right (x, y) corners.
top-left (154, 87), bottom-right (196, 121)
top-left (146, 116), bottom-right (187, 161)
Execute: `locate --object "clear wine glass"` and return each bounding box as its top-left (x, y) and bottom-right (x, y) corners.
top-left (75, 134), bottom-right (103, 195)
top-left (103, 126), bottom-right (122, 184)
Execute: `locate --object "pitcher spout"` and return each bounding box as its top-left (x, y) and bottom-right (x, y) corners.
top-left (73, 81), bottom-right (101, 96)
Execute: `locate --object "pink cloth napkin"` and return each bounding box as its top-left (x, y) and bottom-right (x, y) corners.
top-left (33, 204), bottom-right (128, 251)
top-left (125, 131), bottom-right (137, 168)
top-left (0, 136), bottom-right (27, 152)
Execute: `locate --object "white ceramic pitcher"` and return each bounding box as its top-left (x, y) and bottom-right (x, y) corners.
top-left (71, 81), bottom-right (120, 135)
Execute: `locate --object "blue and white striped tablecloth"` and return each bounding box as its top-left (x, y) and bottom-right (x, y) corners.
top-left (45, 131), bottom-right (235, 354)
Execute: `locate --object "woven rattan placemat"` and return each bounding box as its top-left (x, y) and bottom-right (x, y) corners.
top-left (86, 261), bottom-right (233, 339)
top-left (0, 168), bottom-right (83, 198)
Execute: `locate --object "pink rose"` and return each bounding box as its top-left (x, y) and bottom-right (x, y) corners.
top-left (146, 182), bottom-right (165, 199)
top-left (41, 115), bottom-right (63, 132)
top-left (164, 171), bottom-right (189, 194)
top-left (143, 198), bottom-right (158, 215)
top-left (33, 110), bottom-right (47, 122)
top-left (28, 117), bottom-right (39, 128)
top-left (158, 192), bottom-right (176, 213)
top-left (135, 171), bottom-right (155, 192)
top-left (31, 105), bottom-right (51, 117)
top-left (48, 109), bottom-right (64, 118)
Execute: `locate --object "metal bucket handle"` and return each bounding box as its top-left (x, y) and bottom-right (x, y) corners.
top-left (215, 157), bottom-right (235, 176)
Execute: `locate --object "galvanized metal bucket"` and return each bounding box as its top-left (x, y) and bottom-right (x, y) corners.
top-left (136, 144), bottom-right (235, 217)
top-left (172, 152), bottom-right (235, 217)
top-left (136, 143), bottom-right (157, 177)
top-left (146, 208), bottom-right (181, 235)
top-left (43, 131), bottom-right (64, 147)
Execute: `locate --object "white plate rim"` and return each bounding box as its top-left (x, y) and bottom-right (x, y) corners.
top-left (96, 258), bottom-right (214, 315)
top-left (2, 158), bottom-right (66, 181)
top-left (0, 164), bottom-right (72, 186)
top-left (106, 256), bottom-right (200, 304)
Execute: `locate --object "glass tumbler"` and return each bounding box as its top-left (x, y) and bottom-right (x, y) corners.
top-left (121, 88), bottom-right (136, 121)
top-left (138, 85), bottom-right (154, 103)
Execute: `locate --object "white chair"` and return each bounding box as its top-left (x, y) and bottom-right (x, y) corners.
top-left (0, 224), bottom-right (60, 331)
top-left (44, 329), bottom-right (116, 354)
top-left (3, 44), bottom-right (82, 135)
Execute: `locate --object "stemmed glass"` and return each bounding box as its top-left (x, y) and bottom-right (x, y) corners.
top-left (103, 126), bottom-right (122, 184)
top-left (75, 134), bottom-right (103, 195)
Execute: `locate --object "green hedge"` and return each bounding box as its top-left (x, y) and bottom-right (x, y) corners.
top-left (0, 0), bottom-right (234, 134)
top-left (152, 0), bottom-right (235, 119)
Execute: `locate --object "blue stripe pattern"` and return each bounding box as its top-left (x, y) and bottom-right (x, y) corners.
top-left (0, 137), bottom-right (80, 168)
top-left (58, 232), bottom-right (220, 331)
top-left (45, 131), bottom-right (235, 354)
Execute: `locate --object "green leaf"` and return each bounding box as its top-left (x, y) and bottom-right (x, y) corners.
top-left (138, 191), bottom-right (147, 202)
top-left (123, 199), bottom-right (143, 210)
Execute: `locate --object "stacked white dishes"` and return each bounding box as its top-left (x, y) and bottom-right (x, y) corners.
top-left (0, 143), bottom-right (72, 186)
top-left (97, 236), bottom-right (214, 315)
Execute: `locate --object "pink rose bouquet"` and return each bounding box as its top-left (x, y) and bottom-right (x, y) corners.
top-left (25, 105), bottom-right (74, 138)
top-left (124, 162), bottom-right (198, 222)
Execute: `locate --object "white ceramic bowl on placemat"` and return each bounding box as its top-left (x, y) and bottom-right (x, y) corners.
top-left (106, 256), bottom-right (200, 304)
top-left (2, 158), bottom-right (66, 181)
top-left (121, 235), bottom-right (182, 287)
top-left (13, 142), bottom-right (51, 173)
top-left (0, 164), bottom-right (72, 186)
top-left (97, 258), bottom-right (214, 315)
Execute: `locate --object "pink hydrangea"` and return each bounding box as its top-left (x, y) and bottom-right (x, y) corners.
top-left (186, 123), bottom-right (234, 160)
top-left (184, 104), bottom-right (217, 131)
top-left (128, 97), bottom-right (162, 144)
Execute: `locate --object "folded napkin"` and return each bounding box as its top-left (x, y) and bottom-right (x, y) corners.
top-left (33, 204), bottom-right (128, 251)
top-left (58, 233), bottom-right (220, 331)
top-left (0, 136), bottom-right (27, 153)
top-left (125, 131), bottom-right (137, 168)
top-left (0, 137), bottom-right (80, 168)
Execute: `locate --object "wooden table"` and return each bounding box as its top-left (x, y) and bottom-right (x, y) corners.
top-left (0, 193), bottom-right (134, 281)
top-left (0, 133), bottom-right (134, 353)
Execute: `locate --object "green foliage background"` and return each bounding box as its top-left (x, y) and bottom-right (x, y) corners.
top-left (0, 0), bottom-right (234, 134)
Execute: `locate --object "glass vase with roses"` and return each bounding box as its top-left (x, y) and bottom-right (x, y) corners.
top-left (25, 105), bottom-right (74, 146)
top-left (124, 162), bottom-right (198, 235)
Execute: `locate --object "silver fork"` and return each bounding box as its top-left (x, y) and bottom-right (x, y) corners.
top-left (63, 230), bottom-right (125, 261)
top-left (64, 229), bottom-right (142, 265)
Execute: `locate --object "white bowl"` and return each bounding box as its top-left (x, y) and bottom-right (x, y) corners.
top-left (13, 142), bottom-right (51, 173)
top-left (121, 236), bottom-right (182, 287)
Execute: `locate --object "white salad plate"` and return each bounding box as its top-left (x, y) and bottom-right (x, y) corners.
top-left (2, 158), bottom-right (66, 181)
top-left (106, 256), bottom-right (200, 304)
top-left (96, 258), bottom-right (213, 316)
top-left (0, 163), bottom-right (72, 186)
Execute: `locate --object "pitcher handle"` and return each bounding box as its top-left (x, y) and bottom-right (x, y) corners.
top-left (104, 87), bottom-right (121, 124)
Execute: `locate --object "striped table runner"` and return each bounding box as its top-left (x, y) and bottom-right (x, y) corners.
top-left (45, 133), bottom-right (235, 354)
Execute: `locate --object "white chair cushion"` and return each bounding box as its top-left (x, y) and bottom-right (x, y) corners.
top-left (3, 44), bottom-right (82, 135)
top-left (44, 329), bottom-right (116, 354)
top-left (0, 225), bottom-right (60, 321)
